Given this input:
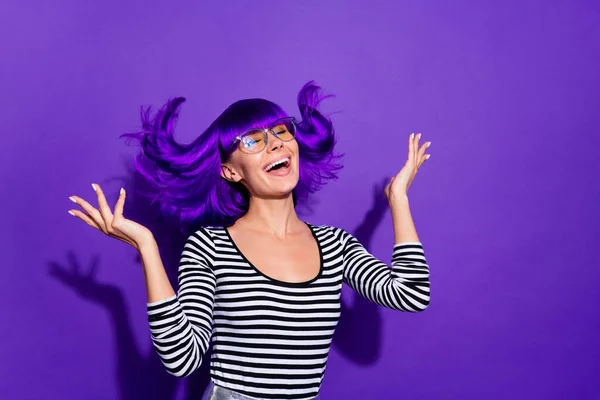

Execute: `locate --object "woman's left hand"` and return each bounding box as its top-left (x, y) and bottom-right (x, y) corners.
top-left (384, 132), bottom-right (431, 202)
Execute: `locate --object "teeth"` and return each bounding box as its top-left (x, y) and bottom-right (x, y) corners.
top-left (265, 157), bottom-right (289, 172)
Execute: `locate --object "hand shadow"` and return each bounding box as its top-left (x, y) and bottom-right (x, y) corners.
top-left (50, 156), bottom-right (212, 400)
top-left (48, 252), bottom-right (178, 400)
top-left (332, 177), bottom-right (390, 365)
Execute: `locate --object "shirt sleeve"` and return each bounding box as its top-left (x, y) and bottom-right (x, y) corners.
top-left (336, 227), bottom-right (431, 312)
top-left (146, 228), bottom-right (216, 377)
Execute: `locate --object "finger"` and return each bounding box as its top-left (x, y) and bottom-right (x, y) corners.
top-left (418, 152), bottom-right (431, 168)
top-left (68, 209), bottom-right (102, 231)
top-left (69, 209), bottom-right (135, 247)
top-left (70, 195), bottom-right (108, 233)
top-left (113, 187), bottom-right (126, 220)
top-left (417, 140), bottom-right (430, 165)
top-left (419, 139), bottom-right (431, 167)
top-left (93, 183), bottom-right (115, 233)
top-left (414, 132), bottom-right (421, 161)
top-left (408, 133), bottom-right (415, 161)
top-left (68, 207), bottom-right (136, 247)
top-left (385, 176), bottom-right (395, 195)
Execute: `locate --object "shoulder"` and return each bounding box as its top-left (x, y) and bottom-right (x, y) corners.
top-left (305, 222), bottom-right (353, 244)
top-left (195, 225), bottom-right (224, 237)
top-left (183, 226), bottom-right (222, 260)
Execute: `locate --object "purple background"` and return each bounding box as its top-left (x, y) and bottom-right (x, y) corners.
top-left (2, 1), bottom-right (599, 399)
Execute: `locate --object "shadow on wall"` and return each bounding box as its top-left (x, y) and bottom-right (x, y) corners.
top-left (331, 177), bottom-right (389, 365)
top-left (50, 159), bottom-right (389, 399)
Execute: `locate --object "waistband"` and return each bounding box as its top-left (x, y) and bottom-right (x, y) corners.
top-left (202, 380), bottom-right (321, 400)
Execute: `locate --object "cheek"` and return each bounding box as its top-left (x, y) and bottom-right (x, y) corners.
top-left (287, 141), bottom-right (300, 161)
top-left (238, 156), bottom-right (266, 181)
top-left (293, 146), bottom-right (300, 167)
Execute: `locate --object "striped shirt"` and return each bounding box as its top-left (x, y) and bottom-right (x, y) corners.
top-left (147, 223), bottom-right (430, 399)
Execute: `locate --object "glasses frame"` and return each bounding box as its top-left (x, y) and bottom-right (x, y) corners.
top-left (232, 117), bottom-right (297, 154)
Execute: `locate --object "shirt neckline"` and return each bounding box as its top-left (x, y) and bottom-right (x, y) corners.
top-left (223, 222), bottom-right (324, 287)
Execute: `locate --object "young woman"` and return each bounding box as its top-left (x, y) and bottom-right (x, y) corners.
top-left (67, 82), bottom-right (432, 400)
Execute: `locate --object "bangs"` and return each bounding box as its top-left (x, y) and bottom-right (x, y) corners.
top-left (216, 98), bottom-right (289, 158)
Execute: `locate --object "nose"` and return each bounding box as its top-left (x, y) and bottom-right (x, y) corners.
top-left (267, 130), bottom-right (284, 152)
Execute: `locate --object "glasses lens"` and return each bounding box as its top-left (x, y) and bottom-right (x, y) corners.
top-left (239, 129), bottom-right (266, 153)
top-left (270, 118), bottom-right (295, 141)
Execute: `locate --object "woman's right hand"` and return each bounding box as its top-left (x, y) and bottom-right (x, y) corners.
top-left (68, 183), bottom-right (154, 251)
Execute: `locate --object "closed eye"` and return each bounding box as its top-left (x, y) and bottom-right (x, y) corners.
top-left (244, 138), bottom-right (262, 144)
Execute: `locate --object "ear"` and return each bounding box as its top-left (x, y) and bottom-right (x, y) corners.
top-left (220, 163), bottom-right (243, 183)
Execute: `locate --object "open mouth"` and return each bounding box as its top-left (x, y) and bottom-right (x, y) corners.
top-left (263, 157), bottom-right (291, 175)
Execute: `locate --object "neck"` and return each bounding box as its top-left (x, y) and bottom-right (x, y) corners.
top-left (236, 193), bottom-right (302, 238)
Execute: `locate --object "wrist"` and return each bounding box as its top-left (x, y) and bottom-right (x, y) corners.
top-left (137, 235), bottom-right (158, 253)
top-left (389, 193), bottom-right (409, 209)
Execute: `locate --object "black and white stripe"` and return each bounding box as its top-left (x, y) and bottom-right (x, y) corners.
top-left (147, 223), bottom-right (430, 399)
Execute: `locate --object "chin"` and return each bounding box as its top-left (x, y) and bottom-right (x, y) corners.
top-left (263, 176), bottom-right (299, 198)
top-left (277, 178), bottom-right (299, 196)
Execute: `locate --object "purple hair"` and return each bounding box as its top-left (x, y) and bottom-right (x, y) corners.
top-left (121, 81), bottom-right (342, 234)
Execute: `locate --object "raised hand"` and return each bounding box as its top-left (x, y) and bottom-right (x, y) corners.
top-left (68, 184), bottom-right (154, 251)
top-left (384, 132), bottom-right (431, 201)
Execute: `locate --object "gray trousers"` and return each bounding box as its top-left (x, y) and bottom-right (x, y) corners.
top-left (201, 380), bottom-right (321, 400)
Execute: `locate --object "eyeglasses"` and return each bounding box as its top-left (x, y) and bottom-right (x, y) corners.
top-left (232, 117), bottom-right (297, 154)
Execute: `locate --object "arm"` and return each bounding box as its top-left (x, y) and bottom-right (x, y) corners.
top-left (145, 228), bottom-right (216, 377)
top-left (337, 226), bottom-right (430, 312)
top-left (342, 132), bottom-right (431, 311)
